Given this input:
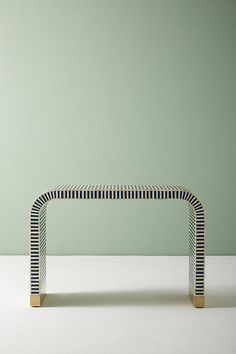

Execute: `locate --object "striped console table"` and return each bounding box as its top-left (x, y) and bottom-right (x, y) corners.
top-left (30, 185), bottom-right (205, 308)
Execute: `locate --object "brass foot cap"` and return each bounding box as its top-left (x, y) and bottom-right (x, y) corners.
top-left (30, 294), bottom-right (45, 307)
top-left (191, 295), bottom-right (205, 308)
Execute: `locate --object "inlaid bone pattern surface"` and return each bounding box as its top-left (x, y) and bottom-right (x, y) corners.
top-left (30, 185), bottom-right (205, 307)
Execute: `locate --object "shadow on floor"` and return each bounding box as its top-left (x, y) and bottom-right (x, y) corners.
top-left (206, 292), bottom-right (236, 308)
top-left (43, 289), bottom-right (190, 307)
top-left (42, 290), bottom-right (236, 308)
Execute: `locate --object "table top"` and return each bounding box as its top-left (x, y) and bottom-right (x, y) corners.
top-left (46, 185), bottom-right (191, 192)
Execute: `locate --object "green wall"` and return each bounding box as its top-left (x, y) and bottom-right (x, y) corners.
top-left (0, 0), bottom-right (235, 255)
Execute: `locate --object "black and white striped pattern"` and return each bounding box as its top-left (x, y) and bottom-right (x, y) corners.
top-left (30, 185), bottom-right (205, 300)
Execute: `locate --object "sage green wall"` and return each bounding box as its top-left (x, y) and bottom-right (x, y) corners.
top-left (0, 0), bottom-right (235, 255)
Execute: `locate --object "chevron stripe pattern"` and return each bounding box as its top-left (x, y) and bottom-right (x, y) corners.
top-left (30, 185), bottom-right (205, 306)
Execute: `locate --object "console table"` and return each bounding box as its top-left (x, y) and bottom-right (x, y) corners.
top-left (30, 185), bottom-right (205, 308)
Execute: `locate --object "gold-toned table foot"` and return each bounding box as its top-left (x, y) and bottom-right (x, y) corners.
top-left (190, 295), bottom-right (205, 308)
top-left (30, 294), bottom-right (45, 307)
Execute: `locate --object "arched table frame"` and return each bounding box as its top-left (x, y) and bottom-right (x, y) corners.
top-left (30, 185), bottom-right (205, 308)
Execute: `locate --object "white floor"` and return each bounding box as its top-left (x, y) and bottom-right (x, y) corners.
top-left (0, 256), bottom-right (236, 354)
